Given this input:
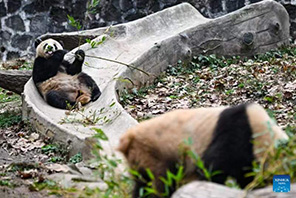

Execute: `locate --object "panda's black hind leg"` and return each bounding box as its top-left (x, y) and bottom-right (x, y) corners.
top-left (46, 90), bottom-right (75, 109)
top-left (78, 73), bottom-right (101, 101)
top-left (91, 87), bottom-right (101, 101)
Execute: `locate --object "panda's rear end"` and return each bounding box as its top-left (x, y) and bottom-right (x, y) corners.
top-left (118, 103), bottom-right (288, 197)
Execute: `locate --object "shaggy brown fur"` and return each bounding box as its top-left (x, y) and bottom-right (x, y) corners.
top-left (118, 104), bottom-right (288, 197)
top-left (38, 72), bottom-right (92, 105)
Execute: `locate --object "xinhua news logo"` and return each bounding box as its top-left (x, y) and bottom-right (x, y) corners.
top-left (273, 175), bottom-right (290, 193)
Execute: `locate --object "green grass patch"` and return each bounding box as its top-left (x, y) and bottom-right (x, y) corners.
top-left (0, 88), bottom-right (20, 103)
top-left (41, 144), bottom-right (68, 163)
top-left (49, 156), bottom-right (64, 163)
top-left (69, 152), bottom-right (82, 164)
top-left (0, 180), bottom-right (14, 187)
top-left (19, 61), bottom-right (33, 70)
top-left (41, 144), bottom-right (60, 154)
top-left (0, 111), bottom-right (22, 128)
top-left (29, 180), bottom-right (60, 191)
top-left (8, 163), bottom-right (39, 172)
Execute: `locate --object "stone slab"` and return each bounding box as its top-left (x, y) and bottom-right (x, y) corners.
top-left (0, 70), bottom-right (31, 94)
top-left (172, 181), bottom-right (296, 198)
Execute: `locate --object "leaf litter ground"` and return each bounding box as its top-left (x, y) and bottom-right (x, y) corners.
top-left (122, 48), bottom-right (296, 131)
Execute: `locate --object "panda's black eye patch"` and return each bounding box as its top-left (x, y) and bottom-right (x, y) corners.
top-left (54, 44), bottom-right (57, 50)
top-left (43, 43), bottom-right (48, 50)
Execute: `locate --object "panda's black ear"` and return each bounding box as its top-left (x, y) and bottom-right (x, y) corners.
top-left (34, 38), bottom-right (43, 48)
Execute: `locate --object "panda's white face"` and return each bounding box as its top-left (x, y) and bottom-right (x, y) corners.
top-left (36, 39), bottom-right (63, 58)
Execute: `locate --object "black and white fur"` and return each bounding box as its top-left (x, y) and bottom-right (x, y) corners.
top-left (33, 38), bottom-right (101, 109)
top-left (118, 103), bottom-right (289, 197)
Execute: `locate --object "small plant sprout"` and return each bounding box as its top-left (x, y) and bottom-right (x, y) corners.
top-left (87, 0), bottom-right (100, 14)
top-left (183, 137), bottom-right (222, 181)
top-left (130, 166), bottom-right (185, 197)
top-left (86, 36), bottom-right (106, 48)
top-left (67, 15), bottom-right (82, 30)
top-left (69, 153), bottom-right (83, 164)
top-left (86, 128), bottom-right (132, 197)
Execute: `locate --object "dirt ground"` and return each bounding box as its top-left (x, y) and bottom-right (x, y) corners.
top-left (0, 118), bottom-right (66, 197)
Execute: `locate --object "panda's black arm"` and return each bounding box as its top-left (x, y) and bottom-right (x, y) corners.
top-left (51, 50), bottom-right (68, 62)
top-left (33, 57), bottom-right (57, 84)
top-left (33, 50), bottom-right (68, 84)
top-left (63, 60), bottom-right (82, 75)
top-left (64, 50), bottom-right (85, 75)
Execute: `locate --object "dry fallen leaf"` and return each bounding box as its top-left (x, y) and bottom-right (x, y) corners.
top-left (123, 54), bottom-right (295, 128)
top-left (46, 164), bottom-right (70, 173)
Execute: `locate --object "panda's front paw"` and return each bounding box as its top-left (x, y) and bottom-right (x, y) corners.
top-left (75, 50), bottom-right (85, 61)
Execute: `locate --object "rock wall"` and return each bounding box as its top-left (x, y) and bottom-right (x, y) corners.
top-left (0, 0), bottom-right (295, 61)
top-left (0, 0), bottom-right (88, 61)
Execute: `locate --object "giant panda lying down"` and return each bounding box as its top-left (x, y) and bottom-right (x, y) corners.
top-left (33, 38), bottom-right (101, 109)
top-left (118, 103), bottom-right (288, 198)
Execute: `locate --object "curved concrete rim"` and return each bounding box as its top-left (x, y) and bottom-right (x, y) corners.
top-left (22, 0), bottom-right (289, 157)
